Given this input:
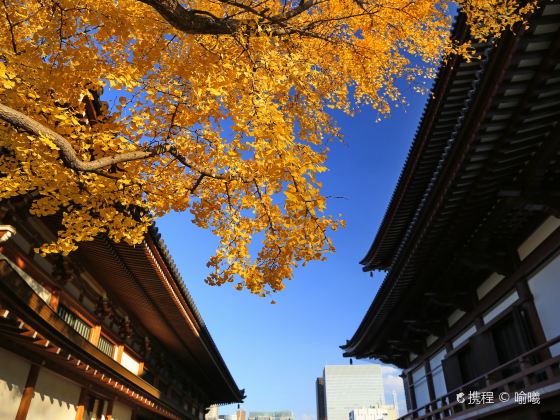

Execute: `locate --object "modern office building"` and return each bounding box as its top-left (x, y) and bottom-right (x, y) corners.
top-left (316, 377), bottom-right (327, 420)
top-left (317, 365), bottom-right (385, 420)
top-left (248, 411), bottom-right (294, 420)
top-left (343, 2), bottom-right (560, 419)
top-left (220, 409), bottom-right (247, 420)
top-left (0, 201), bottom-right (244, 419)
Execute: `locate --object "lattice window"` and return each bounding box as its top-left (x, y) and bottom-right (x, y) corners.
top-left (57, 304), bottom-right (91, 340)
top-left (98, 335), bottom-right (114, 358)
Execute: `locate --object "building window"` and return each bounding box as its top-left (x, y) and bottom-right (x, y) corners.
top-left (443, 306), bottom-right (531, 391)
top-left (98, 335), bottom-right (115, 358)
top-left (57, 305), bottom-right (91, 340)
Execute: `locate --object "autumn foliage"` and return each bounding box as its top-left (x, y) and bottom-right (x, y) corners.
top-left (0, 0), bottom-right (534, 295)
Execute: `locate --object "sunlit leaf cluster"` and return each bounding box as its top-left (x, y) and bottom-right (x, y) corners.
top-left (0, 0), bottom-right (534, 295)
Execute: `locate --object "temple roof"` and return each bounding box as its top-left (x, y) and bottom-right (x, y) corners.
top-left (76, 226), bottom-right (245, 404)
top-left (343, 3), bottom-right (560, 367)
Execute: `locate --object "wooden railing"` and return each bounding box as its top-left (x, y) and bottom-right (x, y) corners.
top-left (400, 335), bottom-right (560, 419)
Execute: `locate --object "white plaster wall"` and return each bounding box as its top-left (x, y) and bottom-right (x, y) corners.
top-left (0, 347), bottom-right (31, 419)
top-left (476, 273), bottom-right (504, 300)
top-left (112, 400), bottom-right (133, 420)
top-left (120, 351), bottom-right (140, 374)
top-left (451, 325), bottom-right (476, 348)
top-left (518, 216), bottom-right (560, 260)
top-left (26, 367), bottom-right (81, 420)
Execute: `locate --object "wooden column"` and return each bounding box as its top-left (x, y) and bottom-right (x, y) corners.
top-left (516, 278), bottom-right (550, 359)
top-left (90, 325), bottom-right (101, 346)
top-left (75, 387), bottom-right (89, 420)
top-left (516, 279), bottom-right (548, 345)
top-left (49, 289), bottom-right (60, 311)
top-left (407, 370), bottom-right (418, 412)
top-left (401, 372), bottom-right (413, 413)
top-left (15, 364), bottom-right (40, 420)
top-left (116, 345), bottom-right (124, 363)
top-left (474, 316), bottom-right (484, 330)
top-left (425, 360), bottom-right (437, 414)
top-left (106, 399), bottom-right (114, 420)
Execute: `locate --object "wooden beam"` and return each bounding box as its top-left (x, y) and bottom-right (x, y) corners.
top-left (388, 339), bottom-right (424, 355)
top-left (424, 291), bottom-right (474, 312)
top-left (403, 319), bottom-right (447, 337)
top-left (457, 248), bottom-right (520, 277)
top-left (15, 364), bottom-right (40, 420)
top-left (498, 189), bottom-right (560, 217)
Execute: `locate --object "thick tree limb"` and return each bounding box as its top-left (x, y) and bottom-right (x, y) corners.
top-left (0, 103), bottom-right (153, 171)
top-left (136, 0), bottom-right (321, 36)
top-left (137, 0), bottom-right (244, 35)
top-left (0, 102), bottom-right (227, 179)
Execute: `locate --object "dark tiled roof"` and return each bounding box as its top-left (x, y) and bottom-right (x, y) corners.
top-left (344, 3), bottom-right (560, 365)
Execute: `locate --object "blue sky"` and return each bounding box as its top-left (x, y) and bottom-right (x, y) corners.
top-left (156, 86), bottom-right (428, 419)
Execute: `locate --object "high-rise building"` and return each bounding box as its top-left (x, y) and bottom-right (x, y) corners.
top-left (316, 365), bottom-right (385, 420)
top-left (248, 411), bottom-right (294, 420)
top-left (391, 391), bottom-right (399, 418)
top-left (316, 377), bottom-right (327, 420)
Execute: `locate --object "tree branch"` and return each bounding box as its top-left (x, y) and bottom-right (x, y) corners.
top-left (0, 102), bottom-right (229, 180)
top-left (136, 0), bottom-right (321, 36)
top-left (0, 103), bottom-right (153, 171)
top-left (137, 0), bottom-right (244, 35)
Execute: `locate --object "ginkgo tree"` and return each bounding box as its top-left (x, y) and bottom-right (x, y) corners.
top-left (0, 0), bottom-right (534, 296)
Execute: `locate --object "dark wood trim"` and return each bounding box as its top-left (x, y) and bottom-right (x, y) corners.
top-left (425, 360), bottom-right (437, 413)
top-left (516, 279), bottom-right (548, 346)
top-left (517, 278), bottom-right (551, 361)
top-left (402, 372), bottom-right (413, 414)
top-left (96, 396), bottom-right (106, 418)
top-left (410, 381), bottom-right (418, 411)
top-left (15, 363), bottom-right (40, 420)
top-left (106, 399), bottom-right (114, 420)
top-left (1, 246), bottom-right (56, 294)
top-left (474, 316), bottom-right (484, 330)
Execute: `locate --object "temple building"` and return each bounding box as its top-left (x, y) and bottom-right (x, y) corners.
top-left (0, 202), bottom-right (244, 419)
top-left (343, 2), bottom-right (560, 419)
